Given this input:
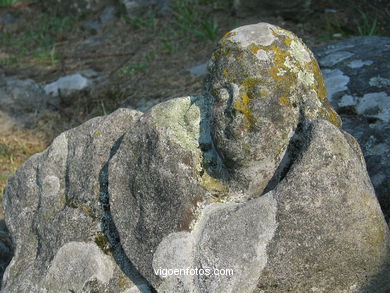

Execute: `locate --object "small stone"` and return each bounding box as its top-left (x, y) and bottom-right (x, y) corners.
top-left (187, 62), bottom-right (208, 76)
top-left (43, 71), bottom-right (102, 98)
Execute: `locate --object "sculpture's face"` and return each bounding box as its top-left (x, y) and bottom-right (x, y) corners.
top-left (205, 23), bottom-right (338, 195)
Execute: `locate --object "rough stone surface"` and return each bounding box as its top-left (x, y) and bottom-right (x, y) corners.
top-left (2, 109), bottom-right (152, 293)
top-left (313, 36), bottom-right (390, 223)
top-left (0, 74), bottom-right (51, 126)
top-left (3, 23), bottom-right (390, 293)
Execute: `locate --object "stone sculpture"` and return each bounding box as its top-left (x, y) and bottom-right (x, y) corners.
top-left (3, 23), bottom-right (389, 293)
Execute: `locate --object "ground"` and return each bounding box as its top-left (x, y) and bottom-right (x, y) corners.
top-left (0, 0), bottom-right (389, 220)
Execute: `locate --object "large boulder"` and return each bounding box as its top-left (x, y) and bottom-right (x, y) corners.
top-left (313, 36), bottom-right (390, 223)
top-left (3, 23), bottom-right (390, 292)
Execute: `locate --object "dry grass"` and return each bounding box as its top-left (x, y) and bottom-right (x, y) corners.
top-left (0, 117), bottom-right (48, 217)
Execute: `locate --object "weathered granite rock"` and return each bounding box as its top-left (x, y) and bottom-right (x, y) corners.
top-left (313, 36), bottom-right (390, 223)
top-left (0, 75), bottom-right (51, 126)
top-left (3, 23), bottom-right (390, 293)
top-left (109, 23), bottom-right (389, 292)
top-left (2, 109), bottom-right (152, 292)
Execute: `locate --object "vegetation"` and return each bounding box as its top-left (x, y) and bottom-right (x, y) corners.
top-left (0, 0), bottom-right (20, 8)
top-left (0, 13), bottom-right (78, 66)
top-left (0, 130), bottom-right (47, 200)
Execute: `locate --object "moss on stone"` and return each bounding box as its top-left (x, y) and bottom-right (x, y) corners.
top-left (150, 97), bottom-right (201, 155)
top-left (94, 232), bottom-right (110, 255)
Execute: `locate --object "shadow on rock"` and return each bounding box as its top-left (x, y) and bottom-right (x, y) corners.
top-left (98, 135), bottom-right (157, 293)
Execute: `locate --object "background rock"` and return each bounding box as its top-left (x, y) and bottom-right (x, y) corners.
top-left (44, 70), bottom-right (105, 99)
top-left (0, 74), bottom-right (51, 126)
top-left (313, 36), bottom-right (390, 223)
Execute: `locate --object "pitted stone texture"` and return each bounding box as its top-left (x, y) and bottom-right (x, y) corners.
top-left (2, 109), bottom-right (147, 293)
top-left (206, 23), bottom-right (340, 196)
top-left (256, 119), bottom-right (390, 292)
top-left (313, 36), bottom-right (390, 223)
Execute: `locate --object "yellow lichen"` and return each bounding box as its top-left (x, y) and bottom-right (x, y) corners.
top-left (269, 44), bottom-right (292, 82)
top-left (233, 92), bottom-right (257, 130)
top-left (223, 68), bottom-right (229, 78)
top-left (310, 59), bottom-right (328, 102)
top-left (249, 43), bottom-right (261, 54)
top-left (326, 107), bottom-right (342, 127)
top-left (279, 96), bottom-right (291, 107)
top-left (211, 194), bottom-right (229, 203)
top-left (242, 144), bottom-right (251, 152)
top-left (222, 30), bottom-right (237, 39)
top-left (284, 36), bottom-right (292, 46)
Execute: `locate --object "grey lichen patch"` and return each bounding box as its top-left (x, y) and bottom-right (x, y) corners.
top-left (322, 69), bottom-right (350, 102)
top-left (149, 96), bottom-right (228, 199)
top-left (348, 59), bottom-right (373, 69)
top-left (152, 192), bottom-right (278, 293)
top-left (369, 76), bottom-right (390, 88)
top-left (225, 23), bottom-right (276, 47)
top-left (356, 92), bottom-right (390, 122)
top-left (149, 97), bottom-right (201, 155)
top-left (318, 51), bottom-right (354, 67)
